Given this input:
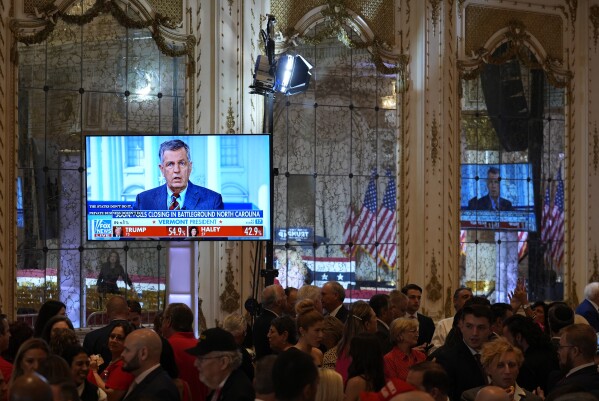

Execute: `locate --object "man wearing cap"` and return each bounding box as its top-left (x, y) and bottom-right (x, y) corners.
top-left (121, 328), bottom-right (180, 401)
top-left (187, 327), bottom-right (254, 401)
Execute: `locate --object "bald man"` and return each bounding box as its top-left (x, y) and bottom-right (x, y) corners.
top-left (390, 391), bottom-right (435, 401)
top-left (121, 329), bottom-right (180, 401)
top-left (83, 295), bottom-right (130, 371)
top-left (474, 386), bottom-right (510, 401)
top-left (9, 373), bottom-right (52, 401)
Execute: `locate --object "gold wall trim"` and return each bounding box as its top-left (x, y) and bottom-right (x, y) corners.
top-left (147, 0), bottom-right (182, 24)
top-left (459, 19), bottom-right (571, 89)
top-left (12, 0), bottom-right (193, 60)
top-left (465, 4), bottom-right (563, 64)
top-left (591, 5), bottom-right (599, 51)
top-left (431, 114), bottom-right (439, 168)
top-left (277, 0), bottom-right (407, 75)
top-left (272, 0), bottom-right (395, 48)
top-left (594, 122), bottom-right (598, 175)
top-left (426, 255), bottom-right (443, 302)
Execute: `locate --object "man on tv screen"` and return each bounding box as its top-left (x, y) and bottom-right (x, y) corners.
top-left (467, 167), bottom-right (513, 211)
top-left (132, 139), bottom-right (224, 210)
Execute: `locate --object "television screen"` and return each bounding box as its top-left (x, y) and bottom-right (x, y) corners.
top-left (85, 134), bottom-right (272, 241)
top-left (460, 163), bottom-right (536, 231)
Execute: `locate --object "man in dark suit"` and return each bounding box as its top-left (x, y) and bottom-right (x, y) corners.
top-left (321, 281), bottom-right (349, 323)
top-left (253, 284), bottom-right (286, 359)
top-left (547, 323), bottom-right (599, 396)
top-left (428, 305), bottom-right (493, 401)
top-left (467, 167), bottom-right (513, 211)
top-left (401, 284), bottom-right (435, 347)
top-left (369, 293), bottom-right (393, 353)
top-left (132, 139), bottom-right (224, 210)
top-left (83, 295), bottom-right (130, 371)
top-left (121, 328), bottom-right (180, 401)
top-left (575, 282), bottom-right (599, 332)
top-left (186, 327), bottom-right (255, 401)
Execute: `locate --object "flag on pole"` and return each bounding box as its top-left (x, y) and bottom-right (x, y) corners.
top-left (341, 171), bottom-right (378, 257)
top-left (517, 231), bottom-right (528, 261)
top-left (354, 172), bottom-right (379, 257)
top-left (376, 171), bottom-right (397, 269)
top-left (459, 230), bottom-right (467, 255)
top-left (549, 167), bottom-right (565, 267)
top-left (540, 180), bottom-right (552, 243)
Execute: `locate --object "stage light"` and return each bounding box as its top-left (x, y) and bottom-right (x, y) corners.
top-left (274, 54), bottom-right (312, 95)
top-left (250, 15), bottom-right (313, 97)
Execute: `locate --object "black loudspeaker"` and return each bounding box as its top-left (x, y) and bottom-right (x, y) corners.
top-left (480, 56), bottom-right (530, 152)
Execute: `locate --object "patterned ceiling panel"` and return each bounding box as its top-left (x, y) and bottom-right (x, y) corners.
top-left (465, 5), bottom-right (563, 63)
top-left (147, 0), bottom-right (182, 24)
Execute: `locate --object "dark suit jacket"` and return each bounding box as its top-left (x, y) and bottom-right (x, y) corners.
top-left (252, 309), bottom-right (278, 360)
top-left (428, 340), bottom-right (487, 401)
top-left (417, 313), bottom-right (435, 346)
top-left (122, 366), bottom-right (180, 401)
top-left (518, 344), bottom-right (559, 393)
top-left (547, 364), bottom-right (599, 395)
top-left (132, 181), bottom-right (224, 210)
top-left (333, 305), bottom-right (349, 323)
top-left (83, 319), bottom-right (129, 371)
top-left (376, 320), bottom-right (392, 354)
top-left (467, 195), bottom-right (513, 211)
top-left (575, 299), bottom-right (599, 332)
top-left (208, 368), bottom-right (255, 401)
top-left (461, 385), bottom-right (543, 401)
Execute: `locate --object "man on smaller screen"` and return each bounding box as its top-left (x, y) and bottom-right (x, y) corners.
top-left (132, 139), bottom-right (224, 210)
top-left (467, 167), bottom-right (513, 211)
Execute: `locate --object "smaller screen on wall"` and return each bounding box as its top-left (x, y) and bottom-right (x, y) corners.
top-left (460, 163), bottom-right (536, 232)
top-left (85, 134), bottom-right (272, 241)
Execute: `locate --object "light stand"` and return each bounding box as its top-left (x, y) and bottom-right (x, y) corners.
top-left (250, 15), bottom-right (313, 286)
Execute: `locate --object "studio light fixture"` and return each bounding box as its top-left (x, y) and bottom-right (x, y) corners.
top-left (250, 15), bottom-right (313, 97)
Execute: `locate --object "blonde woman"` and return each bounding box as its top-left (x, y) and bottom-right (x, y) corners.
top-left (384, 318), bottom-right (426, 381)
top-left (315, 368), bottom-right (343, 401)
top-left (461, 338), bottom-right (542, 401)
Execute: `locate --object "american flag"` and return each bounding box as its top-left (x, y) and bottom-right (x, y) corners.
top-left (459, 230), bottom-right (467, 255)
top-left (549, 167), bottom-right (565, 267)
top-left (354, 172), bottom-right (379, 257)
top-left (376, 172), bottom-right (397, 269)
top-left (340, 171), bottom-right (378, 256)
top-left (517, 231), bottom-right (528, 261)
top-left (541, 180), bottom-right (552, 243)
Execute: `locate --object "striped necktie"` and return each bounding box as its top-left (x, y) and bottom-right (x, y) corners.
top-left (169, 194), bottom-right (180, 210)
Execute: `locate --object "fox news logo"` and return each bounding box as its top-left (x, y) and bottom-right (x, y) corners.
top-left (92, 220), bottom-right (113, 237)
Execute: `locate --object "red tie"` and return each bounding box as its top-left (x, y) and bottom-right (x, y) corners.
top-left (169, 194), bottom-right (180, 210)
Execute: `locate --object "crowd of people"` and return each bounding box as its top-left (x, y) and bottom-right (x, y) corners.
top-left (3, 281), bottom-right (599, 401)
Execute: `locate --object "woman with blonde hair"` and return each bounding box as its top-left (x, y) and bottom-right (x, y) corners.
top-left (461, 337), bottom-right (542, 401)
top-left (383, 318), bottom-right (426, 381)
top-left (315, 368), bottom-right (343, 401)
top-left (294, 299), bottom-right (325, 366)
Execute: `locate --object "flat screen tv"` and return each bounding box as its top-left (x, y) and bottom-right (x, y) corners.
top-left (460, 163), bottom-right (536, 232)
top-left (85, 134), bottom-right (272, 241)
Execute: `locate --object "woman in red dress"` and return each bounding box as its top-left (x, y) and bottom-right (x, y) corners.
top-left (88, 322), bottom-right (135, 401)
